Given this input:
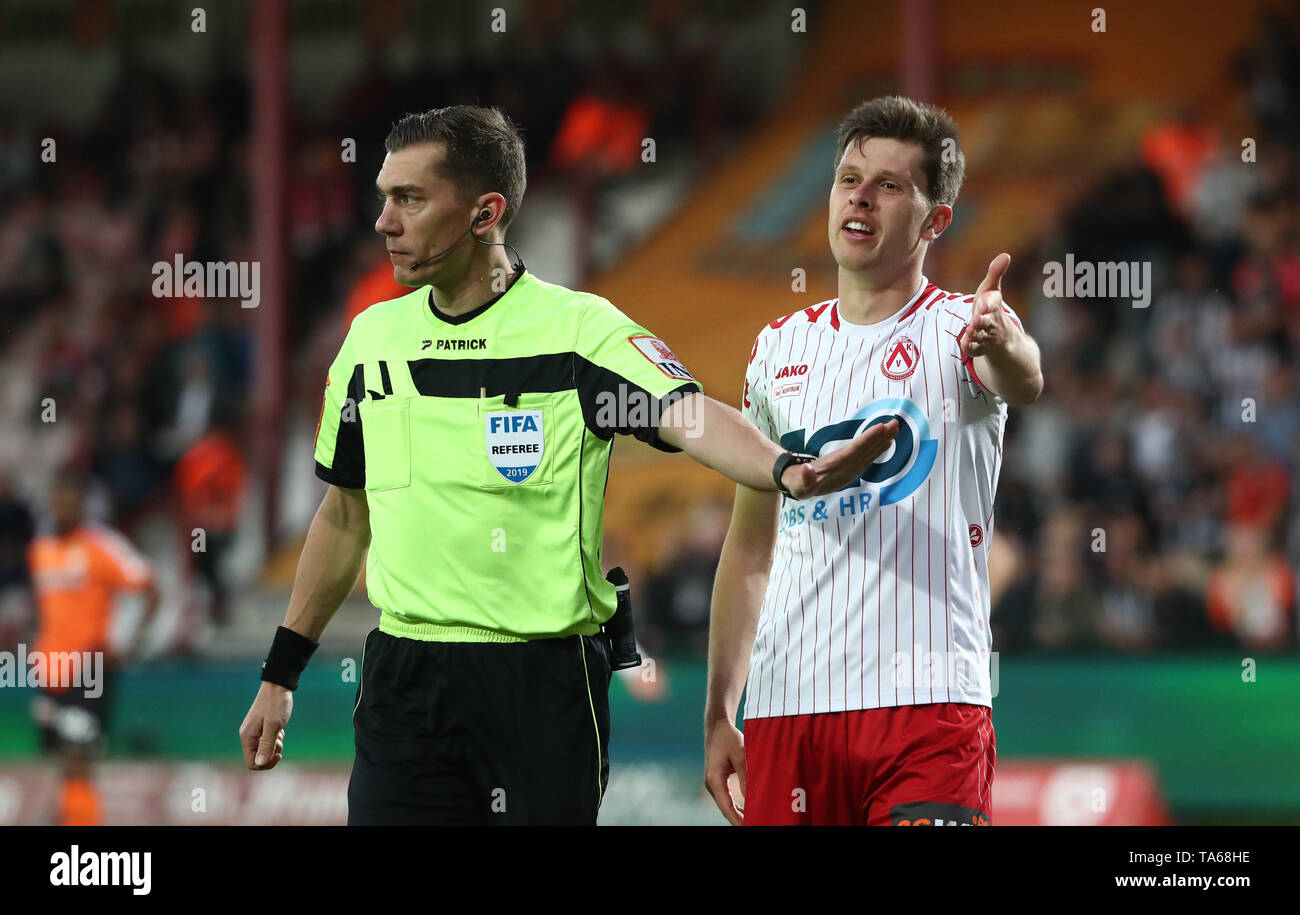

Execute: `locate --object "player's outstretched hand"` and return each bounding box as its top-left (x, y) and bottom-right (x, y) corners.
top-left (959, 253), bottom-right (1014, 357)
top-left (704, 721), bottom-right (747, 826)
top-left (782, 419), bottom-right (899, 501)
top-left (239, 681), bottom-right (293, 770)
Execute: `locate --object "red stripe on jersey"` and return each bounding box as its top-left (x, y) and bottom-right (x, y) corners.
top-left (897, 284), bottom-right (939, 323)
top-left (830, 300), bottom-right (840, 330)
top-left (805, 302), bottom-right (831, 323)
top-left (964, 348), bottom-right (994, 392)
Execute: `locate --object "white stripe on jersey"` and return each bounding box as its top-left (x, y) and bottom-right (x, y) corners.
top-left (740, 277), bottom-right (1019, 719)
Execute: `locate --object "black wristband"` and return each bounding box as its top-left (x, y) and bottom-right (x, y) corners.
top-left (260, 626), bottom-right (320, 691)
top-left (772, 450), bottom-right (816, 495)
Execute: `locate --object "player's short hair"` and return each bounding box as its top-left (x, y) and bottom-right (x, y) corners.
top-left (385, 105), bottom-right (527, 232)
top-left (834, 96), bottom-right (965, 207)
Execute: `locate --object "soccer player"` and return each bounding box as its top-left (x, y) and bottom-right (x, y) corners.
top-left (704, 96), bottom-right (1043, 826)
top-left (28, 469), bottom-right (159, 826)
top-left (238, 106), bottom-right (899, 825)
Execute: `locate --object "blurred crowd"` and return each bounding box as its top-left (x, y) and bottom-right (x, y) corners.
top-left (986, 17), bottom-right (1300, 654)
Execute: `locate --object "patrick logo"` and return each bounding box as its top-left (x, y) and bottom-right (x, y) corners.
top-left (881, 335), bottom-right (919, 380)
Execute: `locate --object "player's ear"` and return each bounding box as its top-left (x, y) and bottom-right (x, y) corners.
top-left (921, 203), bottom-right (952, 242)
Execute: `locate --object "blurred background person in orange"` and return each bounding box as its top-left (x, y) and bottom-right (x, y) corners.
top-left (26, 469), bottom-right (159, 826)
top-left (173, 400), bottom-right (247, 631)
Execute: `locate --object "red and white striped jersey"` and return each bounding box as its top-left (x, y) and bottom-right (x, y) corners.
top-left (740, 277), bottom-right (1022, 720)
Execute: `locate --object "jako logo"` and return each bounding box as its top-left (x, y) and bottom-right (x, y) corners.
top-left (774, 364), bottom-right (809, 379)
top-left (781, 396), bottom-right (937, 506)
top-left (50, 845), bottom-right (151, 895)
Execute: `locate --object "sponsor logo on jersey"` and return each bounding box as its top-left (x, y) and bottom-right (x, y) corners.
top-left (485, 410), bottom-right (544, 483)
top-left (628, 335), bottom-right (695, 380)
top-left (881, 334), bottom-right (919, 380)
top-left (774, 364), bottom-right (808, 379)
top-left (772, 382), bottom-right (804, 401)
top-left (433, 338), bottom-right (487, 351)
top-left (969, 523), bottom-right (983, 547)
top-left (779, 396), bottom-right (938, 511)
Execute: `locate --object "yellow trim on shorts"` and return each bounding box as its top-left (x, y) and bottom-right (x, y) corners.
top-left (578, 636), bottom-right (604, 809)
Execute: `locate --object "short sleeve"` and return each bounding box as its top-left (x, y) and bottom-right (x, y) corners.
top-left (87, 528), bottom-right (153, 590)
top-left (741, 328), bottom-right (778, 443)
top-left (573, 298), bottom-right (703, 453)
top-left (314, 332), bottom-right (366, 488)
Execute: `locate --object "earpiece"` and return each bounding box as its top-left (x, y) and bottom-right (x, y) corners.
top-left (474, 210), bottom-right (491, 224)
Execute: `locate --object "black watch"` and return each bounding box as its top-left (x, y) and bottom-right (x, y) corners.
top-left (772, 450), bottom-right (816, 496)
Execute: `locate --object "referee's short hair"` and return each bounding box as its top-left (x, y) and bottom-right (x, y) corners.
top-left (385, 106), bottom-right (527, 232)
top-left (834, 96), bottom-right (965, 208)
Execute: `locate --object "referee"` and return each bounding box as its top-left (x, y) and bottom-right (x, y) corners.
top-left (238, 105), bottom-right (898, 825)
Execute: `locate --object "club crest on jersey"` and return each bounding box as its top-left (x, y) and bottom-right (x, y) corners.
top-left (628, 335), bottom-right (695, 381)
top-left (485, 410), bottom-right (544, 483)
top-left (881, 334), bottom-right (919, 380)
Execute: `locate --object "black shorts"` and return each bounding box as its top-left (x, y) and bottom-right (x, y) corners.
top-left (34, 666), bottom-right (116, 756)
top-left (347, 628), bottom-right (612, 826)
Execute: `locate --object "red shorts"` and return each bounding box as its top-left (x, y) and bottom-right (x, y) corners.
top-left (742, 703), bottom-right (995, 826)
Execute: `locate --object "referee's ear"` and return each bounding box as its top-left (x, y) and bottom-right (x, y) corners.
top-left (471, 193), bottom-right (508, 236)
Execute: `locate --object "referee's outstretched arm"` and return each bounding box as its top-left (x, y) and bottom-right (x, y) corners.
top-left (658, 393), bottom-right (899, 500)
top-left (239, 485), bottom-right (371, 770)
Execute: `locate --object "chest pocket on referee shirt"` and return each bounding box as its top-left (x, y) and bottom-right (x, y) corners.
top-left (359, 396), bottom-right (412, 492)
top-left (477, 393), bottom-right (556, 489)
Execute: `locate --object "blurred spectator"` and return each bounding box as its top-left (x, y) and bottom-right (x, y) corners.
top-left (92, 403), bottom-right (159, 529)
top-left (0, 470), bottom-right (35, 649)
top-left (173, 403), bottom-right (247, 627)
top-left (1223, 435), bottom-right (1290, 538)
top-left (1206, 524), bottom-right (1296, 649)
top-left (1147, 252), bottom-right (1232, 396)
top-left (1140, 102), bottom-right (1221, 222)
top-left (1028, 509), bottom-right (1105, 650)
top-left (643, 498), bottom-right (730, 657)
top-left (1095, 512), bottom-right (1159, 652)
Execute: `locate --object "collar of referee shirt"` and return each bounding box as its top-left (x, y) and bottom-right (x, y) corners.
top-left (427, 265), bottom-right (527, 326)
